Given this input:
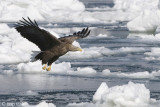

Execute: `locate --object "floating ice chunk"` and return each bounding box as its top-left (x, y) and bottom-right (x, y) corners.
top-left (52, 62), bottom-right (72, 74)
top-left (94, 81), bottom-right (150, 107)
top-left (22, 101), bottom-right (56, 107)
top-left (102, 47), bottom-right (145, 56)
top-left (17, 60), bottom-right (96, 76)
top-left (17, 61), bottom-right (72, 74)
top-left (68, 82), bottom-right (160, 107)
top-left (69, 67), bottom-right (97, 76)
top-left (93, 82), bottom-right (108, 103)
top-left (17, 61), bottom-right (43, 73)
top-left (145, 47), bottom-right (160, 57)
top-left (0, 50), bottom-right (31, 64)
top-left (127, 9), bottom-right (160, 32)
top-left (122, 0), bottom-right (160, 32)
top-left (144, 47), bottom-right (160, 61)
top-left (113, 0), bottom-right (159, 12)
top-left (0, 0), bottom-right (85, 21)
top-left (102, 69), bottom-right (111, 76)
top-left (63, 47), bottom-right (146, 60)
top-left (97, 34), bottom-right (108, 37)
top-left (63, 47), bottom-right (103, 59)
top-left (127, 33), bottom-right (157, 39)
top-left (118, 71), bottom-right (153, 78)
top-left (102, 69), bottom-right (160, 79)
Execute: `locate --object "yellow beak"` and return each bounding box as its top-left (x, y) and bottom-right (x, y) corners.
top-left (78, 48), bottom-right (83, 52)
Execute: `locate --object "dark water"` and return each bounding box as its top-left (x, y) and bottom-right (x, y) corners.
top-left (0, 0), bottom-right (160, 107)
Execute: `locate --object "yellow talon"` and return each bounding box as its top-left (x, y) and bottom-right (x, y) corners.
top-left (46, 66), bottom-right (51, 71)
top-left (42, 64), bottom-right (47, 70)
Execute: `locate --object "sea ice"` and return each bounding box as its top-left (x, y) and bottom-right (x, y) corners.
top-left (102, 69), bottom-right (160, 79)
top-left (113, 0), bottom-right (159, 12)
top-left (0, 0), bottom-right (85, 22)
top-left (144, 47), bottom-right (160, 61)
top-left (126, 0), bottom-right (160, 32)
top-left (1, 0), bottom-right (157, 23)
top-left (93, 81), bottom-right (150, 107)
top-left (127, 9), bottom-right (160, 32)
top-left (17, 60), bottom-right (97, 76)
top-left (69, 67), bottom-right (97, 76)
top-left (20, 82), bottom-right (160, 107)
top-left (17, 61), bottom-right (72, 74)
top-left (97, 34), bottom-right (108, 37)
top-left (67, 82), bottom-right (160, 107)
top-left (62, 47), bottom-right (146, 60)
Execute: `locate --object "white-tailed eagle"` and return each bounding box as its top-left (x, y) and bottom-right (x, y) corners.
top-left (15, 17), bottom-right (90, 71)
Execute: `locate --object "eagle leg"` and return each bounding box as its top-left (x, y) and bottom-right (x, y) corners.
top-left (46, 65), bottom-right (51, 71)
top-left (42, 64), bottom-right (47, 70)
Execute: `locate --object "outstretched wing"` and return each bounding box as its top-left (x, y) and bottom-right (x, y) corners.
top-left (59, 27), bottom-right (90, 43)
top-left (15, 17), bottom-right (61, 51)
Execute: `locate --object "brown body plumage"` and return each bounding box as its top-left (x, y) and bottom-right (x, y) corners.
top-left (15, 17), bottom-right (90, 71)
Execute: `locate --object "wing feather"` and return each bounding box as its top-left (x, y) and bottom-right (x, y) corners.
top-left (15, 17), bottom-right (61, 51)
top-left (59, 27), bottom-right (90, 43)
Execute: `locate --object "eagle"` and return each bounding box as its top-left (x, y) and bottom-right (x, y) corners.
top-left (15, 17), bottom-right (90, 71)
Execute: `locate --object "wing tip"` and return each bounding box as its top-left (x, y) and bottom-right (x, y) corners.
top-left (72, 27), bottom-right (91, 38)
top-left (14, 17), bottom-right (39, 28)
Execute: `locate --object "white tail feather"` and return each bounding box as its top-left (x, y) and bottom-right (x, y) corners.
top-left (30, 51), bottom-right (41, 62)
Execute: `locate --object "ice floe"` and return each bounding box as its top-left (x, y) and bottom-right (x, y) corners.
top-left (67, 82), bottom-right (160, 107)
top-left (0, 0), bottom-right (85, 22)
top-left (97, 34), bottom-right (108, 37)
top-left (114, 0), bottom-right (159, 12)
top-left (144, 47), bottom-right (160, 61)
top-left (62, 47), bottom-right (146, 59)
top-left (17, 61), bottom-right (71, 74)
top-left (0, 0), bottom-right (158, 23)
top-left (127, 9), bottom-right (160, 32)
top-left (17, 60), bottom-right (97, 76)
top-left (102, 69), bottom-right (160, 79)
top-left (0, 23), bottom-right (39, 64)
top-left (68, 67), bottom-right (97, 76)
top-left (126, 0), bottom-right (160, 32)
